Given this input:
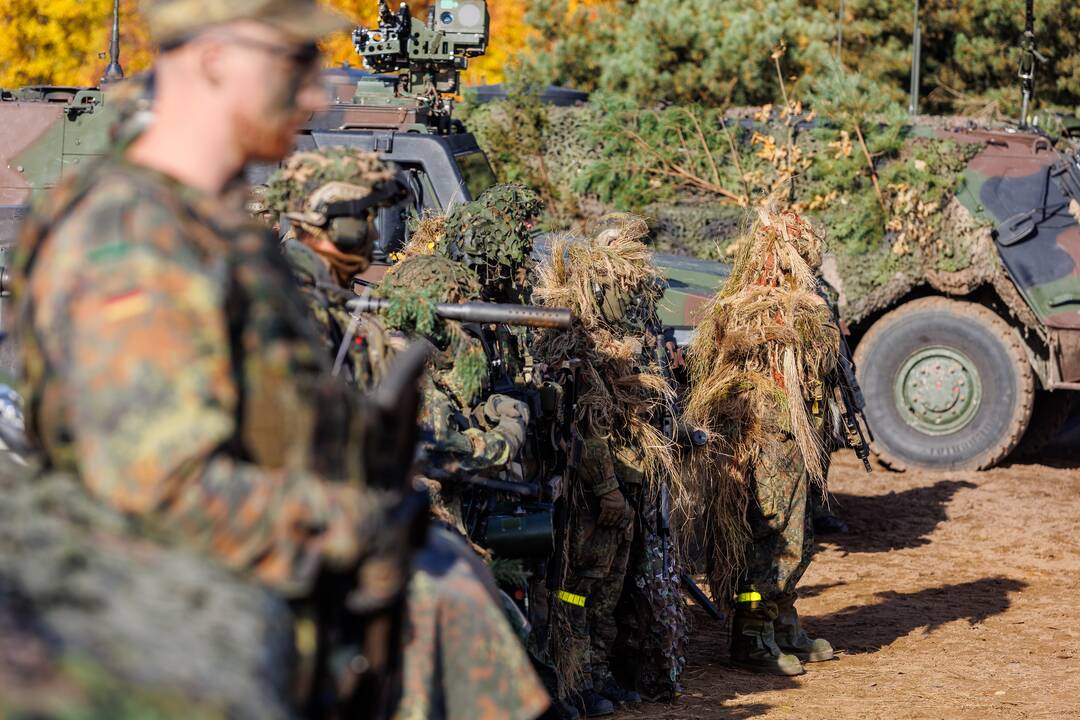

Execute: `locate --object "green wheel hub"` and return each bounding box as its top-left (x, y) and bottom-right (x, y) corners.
top-left (894, 347), bottom-right (982, 435)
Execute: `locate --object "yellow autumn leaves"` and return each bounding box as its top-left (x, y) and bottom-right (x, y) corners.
top-left (0, 0), bottom-right (549, 88)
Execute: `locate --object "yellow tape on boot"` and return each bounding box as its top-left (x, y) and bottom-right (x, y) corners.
top-left (558, 590), bottom-right (587, 607)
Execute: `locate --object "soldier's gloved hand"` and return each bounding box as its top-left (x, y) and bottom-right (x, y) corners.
top-left (483, 394), bottom-right (529, 424)
top-left (597, 487), bottom-right (630, 528)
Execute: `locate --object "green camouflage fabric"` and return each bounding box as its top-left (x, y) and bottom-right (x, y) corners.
top-left (396, 528), bottom-right (550, 720)
top-left (0, 455), bottom-right (293, 720)
top-left (560, 437), bottom-right (634, 693)
top-left (424, 386), bottom-right (528, 472)
top-left (281, 238), bottom-right (393, 390)
top-left (13, 156), bottom-right (382, 597)
top-left (738, 431), bottom-right (815, 618)
top-left (440, 184), bottom-right (542, 301)
top-left (269, 165), bottom-right (548, 720)
top-left (611, 486), bottom-right (688, 701)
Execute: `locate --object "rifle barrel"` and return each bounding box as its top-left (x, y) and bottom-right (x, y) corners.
top-left (349, 297), bottom-right (573, 330)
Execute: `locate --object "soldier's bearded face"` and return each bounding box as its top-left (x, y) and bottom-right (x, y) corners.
top-left (219, 25), bottom-right (327, 162)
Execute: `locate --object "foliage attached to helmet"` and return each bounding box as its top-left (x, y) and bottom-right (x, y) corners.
top-left (378, 255), bottom-right (489, 407)
top-left (440, 183), bottom-right (543, 302)
top-left (534, 214), bottom-right (665, 335)
top-left (264, 148), bottom-right (396, 255)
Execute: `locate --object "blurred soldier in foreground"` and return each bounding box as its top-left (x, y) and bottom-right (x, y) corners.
top-left (682, 208), bottom-right (841, 677)
top-left (13, 1), bottom-right (433, 714)
top-left (263, 150), bottom-right (550, 720)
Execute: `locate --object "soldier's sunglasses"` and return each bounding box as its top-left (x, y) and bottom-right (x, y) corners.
top-left (225, 36), bottom-right (322, 70)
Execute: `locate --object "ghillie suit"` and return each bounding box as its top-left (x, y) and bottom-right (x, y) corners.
top-left (530, 215), bottom-right (686, 702)
top-left (681, 207), bottom-right (840, 675)
top-left (263, 148), bottom-right (400, 389)
top-left (0, 456), bottom-right (294, 720)
top-left (378, 254), bottom-right (489, 411)
top-left (377, 254), bottom-right (531, 555)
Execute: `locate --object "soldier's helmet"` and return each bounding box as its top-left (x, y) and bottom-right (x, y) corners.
top-left (440, 184), bottom-right (543, 296)
top-left (379, 255), bottom-right (488, 406)
top-left (264, 148), bottom-right (401, 264)
top-left (589, 215), bottom-right (665, 333)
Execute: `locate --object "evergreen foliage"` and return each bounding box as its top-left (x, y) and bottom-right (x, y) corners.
top-left (522, 0), bottom-right (1080, 114)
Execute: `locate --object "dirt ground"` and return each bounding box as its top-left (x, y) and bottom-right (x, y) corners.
top-left (630, 451), bottom-right (1080, 720)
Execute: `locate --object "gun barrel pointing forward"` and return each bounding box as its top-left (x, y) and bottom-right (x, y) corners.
top-left (349, 297), bottom-right (574, 330)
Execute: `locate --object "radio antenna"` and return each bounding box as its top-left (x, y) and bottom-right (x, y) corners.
top-left (101, 0), bottom-right (124, 84)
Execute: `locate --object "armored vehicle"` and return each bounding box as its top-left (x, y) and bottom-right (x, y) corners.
top-left (844, 123), bottom-right (1080, 471)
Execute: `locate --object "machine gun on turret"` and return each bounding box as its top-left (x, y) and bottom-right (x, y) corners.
top-left (353, 0), bottom-right (489, 124)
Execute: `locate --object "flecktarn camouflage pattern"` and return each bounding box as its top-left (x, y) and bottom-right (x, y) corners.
top-left (0, 455), bottom-right (294, 720)
top-left (264, 146), bottom-right (550, 720)
top-left (396, 528), bottom-right (550, 720)
top-left (14, 156), bottom-right (382, 596)
top-left (530, 216), bottom-right (687, 699)
top-left (680, 207), bottom-right (840, 605)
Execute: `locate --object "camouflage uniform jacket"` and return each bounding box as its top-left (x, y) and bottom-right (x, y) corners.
top-left (423, 384), bottom-right (526, 472)
top-left (14, 158), bottom-right (381, 596)
top-left (281, 238), bottom-right (393, 390)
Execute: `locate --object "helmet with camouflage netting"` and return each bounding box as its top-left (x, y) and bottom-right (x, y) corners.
top-left (264, 148), bottom-right (402, 261)
top-left (440, 184), bottom-right (543, 299)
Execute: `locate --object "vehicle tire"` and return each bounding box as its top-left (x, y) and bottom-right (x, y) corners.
top-left (853, 297), bottom-right (1034, 471)
top-left (1012, 390), bottom-right (1074, 461)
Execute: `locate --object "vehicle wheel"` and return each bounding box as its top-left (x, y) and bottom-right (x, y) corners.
top-left (1012, 390), bottom-right (1074, 460)
top-left (853, 297), bottom-right (1034, 471)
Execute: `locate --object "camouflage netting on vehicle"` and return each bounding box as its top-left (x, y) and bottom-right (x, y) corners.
top-left (0, 457), bottom-right (294, 720)
top-left (679, 208), bottom-right (839, 604)
top-left (465, 76), bottom-right (1002, 324)
top-left (378, 254), bottom-right (488, 407)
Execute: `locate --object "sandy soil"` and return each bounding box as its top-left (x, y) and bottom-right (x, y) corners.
top-left (630, 452), bottom-right (1080, 720)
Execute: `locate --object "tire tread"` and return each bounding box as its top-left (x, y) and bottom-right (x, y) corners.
top-left (853, 296), bottom-right (1035, 471)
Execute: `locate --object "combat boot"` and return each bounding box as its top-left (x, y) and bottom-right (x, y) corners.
top-left (596, 677), bottom-right (641, 707)
top-left (540, 698), bottom-right (581, 720)
top-left (729, 610), bottom-right (805, 676)
top-left (774, 601), bottom-right (834, 663)
top-left (571, 689), bottom-right (615, 718)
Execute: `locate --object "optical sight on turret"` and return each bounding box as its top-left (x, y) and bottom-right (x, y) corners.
top-left (353, 0), bottom-right (488, 119)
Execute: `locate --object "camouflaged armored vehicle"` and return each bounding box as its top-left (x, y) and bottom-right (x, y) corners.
top-left (841, 121), bottom-right (1080, 472)
top-left (643, 116), bottom-right (1080, 472)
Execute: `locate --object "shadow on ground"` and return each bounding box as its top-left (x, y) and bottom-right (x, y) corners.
top-left (822, 479), bottom-right (977, 554)
top-left (804, 576), bottom-right (1026, 654)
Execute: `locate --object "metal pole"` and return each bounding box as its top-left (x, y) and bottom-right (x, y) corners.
top-left (101, 0), bottom-right (124, 84)
top-left (908, 0), bottom-right (921, 117)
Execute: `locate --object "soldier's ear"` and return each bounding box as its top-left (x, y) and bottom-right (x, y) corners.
top-left (196, 40), bottom-right (226, 88)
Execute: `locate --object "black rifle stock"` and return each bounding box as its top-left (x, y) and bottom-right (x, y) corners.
top-left (829, 305), bottom-right (874, 473)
